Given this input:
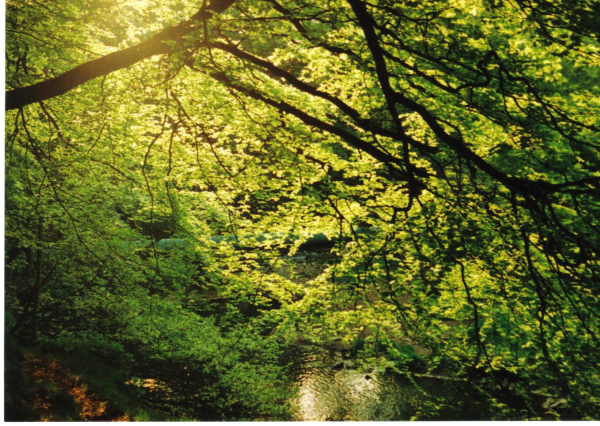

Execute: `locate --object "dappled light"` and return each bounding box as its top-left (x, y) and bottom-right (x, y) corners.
top-left (5, 0), bottom-right (599, 421)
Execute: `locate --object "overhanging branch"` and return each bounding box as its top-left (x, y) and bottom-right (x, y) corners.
top-left (5, 0), bottom-right (234, 111)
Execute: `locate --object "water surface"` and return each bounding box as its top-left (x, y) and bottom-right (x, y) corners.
top-left (287, 345), bottom-right (484, 421)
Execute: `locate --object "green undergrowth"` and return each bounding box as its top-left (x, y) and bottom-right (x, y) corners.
top-left (4, 336), bottom-right (173, 421)
top-left (55, 350), bottom-right (176, 421)
top-left (352, 337), bottom-right (427, 369)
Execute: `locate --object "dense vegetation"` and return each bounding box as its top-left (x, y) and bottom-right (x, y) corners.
top-left (5, 0), bottom-right (600, 420)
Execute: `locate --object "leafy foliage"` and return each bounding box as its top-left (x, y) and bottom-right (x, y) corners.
top-left (5, 0), bottom-right (600, 420)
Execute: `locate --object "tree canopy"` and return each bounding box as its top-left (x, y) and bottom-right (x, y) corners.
top-left (5, 0), bottom-right (600, 420)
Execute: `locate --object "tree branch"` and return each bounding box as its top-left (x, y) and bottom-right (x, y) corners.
top-left (5, 0), bottom-right (234, 111)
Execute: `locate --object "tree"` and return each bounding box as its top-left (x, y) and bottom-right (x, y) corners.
top-left (5, 0), bottom-right (600, 420)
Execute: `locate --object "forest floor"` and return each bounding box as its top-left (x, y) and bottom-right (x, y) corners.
top-left (4, 339), bottom-right (175, 422)
top-left (20, 353), bottom-right (130, 421)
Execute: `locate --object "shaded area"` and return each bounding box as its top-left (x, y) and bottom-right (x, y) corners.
top-left (4, 338), bottom-right (171, 422)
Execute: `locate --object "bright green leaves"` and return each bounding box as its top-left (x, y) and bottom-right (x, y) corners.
top-left (6, 0), bottom-right (600, 420)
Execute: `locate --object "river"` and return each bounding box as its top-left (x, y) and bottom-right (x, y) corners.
top-left (286, 345), bottom-right (487, 421)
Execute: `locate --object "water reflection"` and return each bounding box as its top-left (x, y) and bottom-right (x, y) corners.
top-left (287, 344), bottom-right (491, 421)
top-left (289, 346), bottom-right (428, 421)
